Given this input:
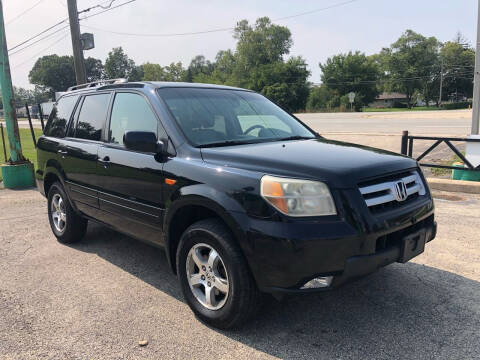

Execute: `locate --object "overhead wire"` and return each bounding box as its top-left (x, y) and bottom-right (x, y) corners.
top-left (8, 19), bottom-right (68, 52)
top-left (9, 25), bottom-right (70, 56)
top-left (80, 0), bottom-right (362, 37)
top-left (6, 0), bottom-right (46, 25)
top-left (79, 0), bottom-right (136, 20)
top-left (78, 0), bottom-right (120, 15)
top-left (12, 33), bottom-right (69, 69)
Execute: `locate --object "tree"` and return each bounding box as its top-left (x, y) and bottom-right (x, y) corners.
top-left (29, 55), bottom-right (76, 96)
top-left (380, 30), bottom-right (441, 108)
top-left (234, 17), bottom-right (292, 67)
top-left (320, 51), bottom-right (380, 110)
top-left (306, 84), bottom-right (333, 111)
top-left (440, 41), bottom-right (475, 102)
top-left (141, 61), bottom-right (185, 82)
top-left (104, 47), bottom-right (140, 80)
top-left (162, 62), bottom-right (186, 81)
top-left (13, 86), bottom-right (50, 105)
top-left (200, 50), bottom-right (236, 84)
top-left (29, 55), bottom-right (104, 96)
top-left (453, 31), bottom-right (470, 49)
top-left (259, 57), bottom-right (310, 112)
top-left (185, 55), bottom-right (214, 82)
top-left (85, 57), bottom-right (104, 82)
top-left (197, 17), bottom-right (309, 112)
top-left (142, 63), bottom-right (165, 81)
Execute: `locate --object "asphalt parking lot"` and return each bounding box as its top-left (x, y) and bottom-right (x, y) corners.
top-left (0, 188), bottom-right (479, 360)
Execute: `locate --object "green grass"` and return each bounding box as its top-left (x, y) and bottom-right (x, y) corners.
top-left (0, 128), bottom-right (43, 181)
top-left (430, 153), bottom-right (464, 177)
top-left (362, 106), bottom-right (442, 112)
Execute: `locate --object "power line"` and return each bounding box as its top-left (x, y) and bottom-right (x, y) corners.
top-left (6, 0), bottom-right (46, 25)
top-left (6, 0), bottom-right (117, 53)
top-left (8, 19), bottom-right (68, 52)
top-left (12, 33), bottom-right (69, 69)
top-left (80, 0), bottom-right (362, 37)
top-left (9, 25), bottom-right (70, 56)
top-left (78, 0), bottom-right (120, 15)
top-left (274, 0), bottom-right (361, 21)
top-left (80, 0), bottom-right (136, 20)
top-left (7, 0), bottom-right (134, 60)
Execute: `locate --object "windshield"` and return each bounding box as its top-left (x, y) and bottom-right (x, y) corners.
top-left (157, 88), bottom-right (315, 147)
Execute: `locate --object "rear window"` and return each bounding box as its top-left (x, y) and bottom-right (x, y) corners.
top-left (74, 93), bottom-right (111, 141)
top-left (44, 95), bottom-right (79, 138)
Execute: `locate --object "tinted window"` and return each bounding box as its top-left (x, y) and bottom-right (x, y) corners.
top-left (44, 95), bottom-right (79, 137)
top-left (75, 94), bottom-right (110, 141)
top-left (109, 93), bottom-right (158, 145)
top-left (157, 88), bottom-right (314, 147)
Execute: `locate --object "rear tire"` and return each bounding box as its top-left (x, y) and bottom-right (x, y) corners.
top-left (47, 182), bottom-right (87, 244)
top-left (176, 218), bottom-right (261, 329)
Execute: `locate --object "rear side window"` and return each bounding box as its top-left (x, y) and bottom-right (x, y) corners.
top-left (75, 93), bottom-right (111, 141)
top-left (44, 95), bottom-right (79, 137)
top-left (108, 92), bottom-right (158, 146)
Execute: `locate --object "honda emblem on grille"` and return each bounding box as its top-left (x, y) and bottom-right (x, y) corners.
top-left (393, 181), bottom-right (408, 202)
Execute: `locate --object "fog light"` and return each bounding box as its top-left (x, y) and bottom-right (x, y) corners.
top-left (301, 276), bottom-right (333, 289)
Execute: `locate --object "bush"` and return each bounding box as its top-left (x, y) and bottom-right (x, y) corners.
top-left (441, 101), bottom-right (472, 110)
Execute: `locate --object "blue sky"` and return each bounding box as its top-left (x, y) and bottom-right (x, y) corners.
top-left (5, 0), bottom-right (478, 88)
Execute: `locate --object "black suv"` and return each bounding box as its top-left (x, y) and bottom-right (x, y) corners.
top-left (36, 80), bottom-right (436, 329)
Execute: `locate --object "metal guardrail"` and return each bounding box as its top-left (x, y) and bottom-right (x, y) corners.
top-left (401, 130), bottom-right (480, 171)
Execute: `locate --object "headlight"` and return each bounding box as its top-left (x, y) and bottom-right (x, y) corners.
top-left (260, 175), bottom-right (336, 216)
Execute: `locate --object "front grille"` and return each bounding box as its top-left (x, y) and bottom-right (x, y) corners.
top-left (359, 170), bottom-right (426, 213)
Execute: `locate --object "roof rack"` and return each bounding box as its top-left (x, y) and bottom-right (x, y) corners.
top-left (67, 78), bottom-right (127, 92)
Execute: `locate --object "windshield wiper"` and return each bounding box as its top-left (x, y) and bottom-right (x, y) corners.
top-left (275, 135), bottom-right (315, 142)
top-left (197, 136), bottom-right (315, 148)
top-left (197, 140), bottom-right (260, 148)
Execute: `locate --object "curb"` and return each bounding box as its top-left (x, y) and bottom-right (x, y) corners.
top-left (426, 177), bottom-right (480, 194)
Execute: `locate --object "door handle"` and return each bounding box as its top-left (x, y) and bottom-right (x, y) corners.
top-left (98, 156), bottom-right (110, 167)
top-left (57, 149), bottom-right (67, 158)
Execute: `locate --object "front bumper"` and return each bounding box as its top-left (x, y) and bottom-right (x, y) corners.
top-left (235, 193), bottom-right (435, 293)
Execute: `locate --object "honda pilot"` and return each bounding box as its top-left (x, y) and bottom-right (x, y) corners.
top-left (36, 80), bottom-right (436, 329)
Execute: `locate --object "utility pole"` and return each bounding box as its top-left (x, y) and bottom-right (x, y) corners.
top-left (0, 0), bottom-right (35, 188)
top-left (438, 60), bottom-right (443, 107)
top-left (472, 0), bottom-right (480, 134)
top-left (67, 0), bottom-right (87, 84)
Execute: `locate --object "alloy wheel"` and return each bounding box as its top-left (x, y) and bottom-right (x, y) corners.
top-left (186, 243), bottom-right (229, 310)
top-left (51, 193), bottom-right (67, 233)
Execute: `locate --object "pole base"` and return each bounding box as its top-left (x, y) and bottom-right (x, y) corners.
top-left (1, 161), bottom-right (35, 189)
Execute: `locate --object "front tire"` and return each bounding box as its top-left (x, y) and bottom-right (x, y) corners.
top-left (47, 182), bottom-right (87, 244)
top-left (176, 219), bottom-right (261, 329)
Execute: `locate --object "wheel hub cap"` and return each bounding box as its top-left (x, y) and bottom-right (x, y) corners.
top-left (51, 193), bottom-right (66, 233)
top-left (186, 243), bottom-right (229, 310)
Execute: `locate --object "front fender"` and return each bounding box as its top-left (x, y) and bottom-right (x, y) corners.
top-left (163, 185), bottom-right (251, 273)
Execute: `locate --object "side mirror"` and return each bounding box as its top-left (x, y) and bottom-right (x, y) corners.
top-left (124, 131), bottom-right (163, 153)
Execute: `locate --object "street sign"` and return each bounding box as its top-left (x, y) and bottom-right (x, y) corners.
top-left (348, 92), bottom-right (355, 103)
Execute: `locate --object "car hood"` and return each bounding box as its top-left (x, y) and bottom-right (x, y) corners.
top-left (200, 138), bottom-right (417, 188)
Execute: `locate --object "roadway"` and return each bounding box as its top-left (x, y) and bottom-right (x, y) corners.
top-left (296, 109), bottom-right (472, 136)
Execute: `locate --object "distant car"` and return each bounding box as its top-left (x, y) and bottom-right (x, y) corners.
top-left (36, 80), bottom-right (436, 329)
